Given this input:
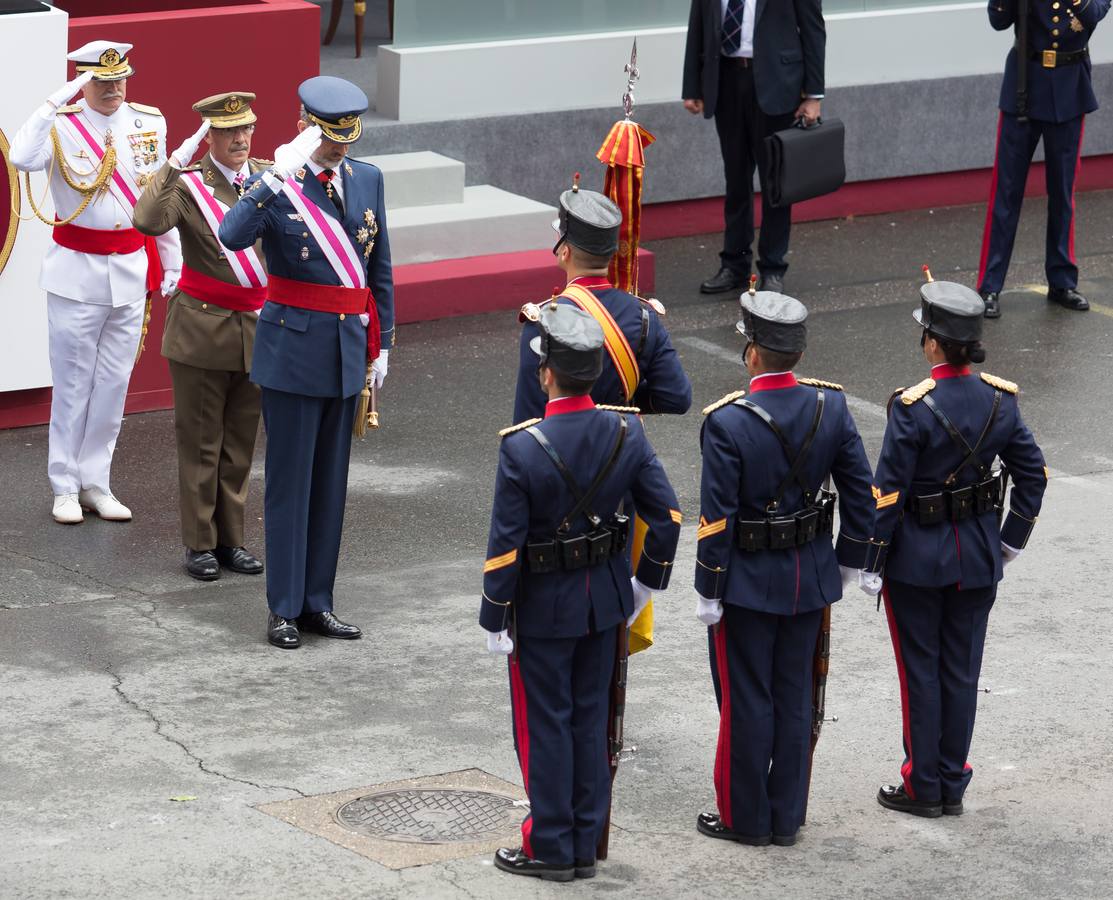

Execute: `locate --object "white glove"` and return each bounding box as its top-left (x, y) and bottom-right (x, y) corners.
top-left (627, 577), bottom-right (652, 627)
top-left (271, 125), bottom-right (322, 180)
top-left (170, 119), bottom-right (211, 169)
top-left (160, 269), bottom-right (180, 297)
top-left (485, 629), bottom-right (514, 655)
top-left (839, 566), bottom-right (859, 592)
top-left (696, 594), bottom-right (723, 627)
top-left (46, 71), bottom-right (94, 110)
top-left (859, 571), bottom-right (882, 598)
top-left (371, 350), bottom-right (389, 389)
top-left (1001, 542), bottom-right (1022, 567)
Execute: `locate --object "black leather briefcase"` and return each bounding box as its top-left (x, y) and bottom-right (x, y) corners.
top-left (763, 117), bottom-right (846, 208)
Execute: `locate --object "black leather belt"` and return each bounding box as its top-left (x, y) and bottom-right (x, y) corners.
top-left (736, 494), bottom-right (836, 552)
top-left (1028, 47), bottom-right (1089, 68)
top-left (905, 474), bottom-right (1004, 525)
top-left (722, 55), bottom-right (752, 68)
top-left (526, 515), bottom-right (630, 573)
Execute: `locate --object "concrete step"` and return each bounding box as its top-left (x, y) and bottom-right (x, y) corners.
top-left (386, 185), bottom-right (557, 266)
top-left (355, 151), bottom-right (465, 209)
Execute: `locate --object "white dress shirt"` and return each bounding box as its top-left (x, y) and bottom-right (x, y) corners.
top-left (208, 155), bottom-right (250, 191)
top-left (306, 158), bottom-right (345, 204)
top-left (721, 0), bottom-right (757, 59)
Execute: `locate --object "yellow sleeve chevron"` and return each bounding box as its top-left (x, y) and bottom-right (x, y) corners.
top-left (483, 548), bottom-right (518, 573)
top-left (697, 515), bottom-right (728, 541)
top-left (669, 509), bottom-right (683, 525)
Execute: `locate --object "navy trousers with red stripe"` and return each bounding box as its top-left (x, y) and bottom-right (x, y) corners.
top-left (977, 112), bottom-right (1085, 295)
top-left (884, 580), bottom-right (997, 803)
top-left (708, 605), bottom-right (822, 839)
top-left (509, 626), bottom-right (617, 865)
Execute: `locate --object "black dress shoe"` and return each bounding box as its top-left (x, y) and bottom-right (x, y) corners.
top-left (758, 272), bottom-right (784, 293)
top-left (1048, 287), bottom-right (1090, 311)
top-left (981, 291), bottom-right (1001, 319)
top-left (943, 797), bottom-right (964, 816)
top-left (215, 545), bottom-right (264, 575)
top-left (877, 784), bottom-right (942, 818)
top-left (574, 858), bottom-right (596, 879)
top-left (267, 614), bottom-right (300, 650)
top-left (493, 847), bottom-right (574, 882)
top-left (696, 811), bottom-right (771, 845)
top-left (772, 831), bottom-right (798, 846)
top-left (700, 267), bottom-right (748, 295)
top-left (185, 549), bottom-right (220, 582)
top-left (297, 611), bottom-right (362, 639)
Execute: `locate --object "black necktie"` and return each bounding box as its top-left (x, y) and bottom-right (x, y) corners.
top-left (318, 169), bottom-right (345, 217)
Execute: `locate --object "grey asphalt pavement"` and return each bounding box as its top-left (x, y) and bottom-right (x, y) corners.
top-left (3, 190), bottom-right (1113, 899)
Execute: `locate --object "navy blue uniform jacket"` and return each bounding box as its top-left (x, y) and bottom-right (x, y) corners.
top-left (872, 366), bottom-right (1048, 588)
top-left (218, 161), bottom-right (394, 398)
top-left (513, 278), bottom-right (691, 422)
top-left (682, 0), bottom-right (826, 117)
top-left (481, 397), bottom-right (682, 639)
top-left (695, 374), bottom-right (875, 615)
top-left (990, 0), bottom-right (1109, 122)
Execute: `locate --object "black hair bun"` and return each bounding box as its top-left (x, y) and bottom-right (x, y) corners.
top-left (969, 342), bottom-right (986, 365)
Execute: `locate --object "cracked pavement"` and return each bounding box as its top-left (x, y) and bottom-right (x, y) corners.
top-left (3, 192), bottom-right (1113, 898)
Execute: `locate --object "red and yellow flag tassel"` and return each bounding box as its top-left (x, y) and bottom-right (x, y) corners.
top-left (597, 120), bottom-right (656, 295)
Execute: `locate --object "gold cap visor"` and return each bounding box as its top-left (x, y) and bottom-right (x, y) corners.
top-left (307, 111), bottom-right (362, 144)
top-left (209, 109), bottom-right (258, 129)
top-left (75, 59), bottom-right (134, 81)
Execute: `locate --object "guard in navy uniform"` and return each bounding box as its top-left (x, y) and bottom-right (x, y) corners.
top-left (483, 305), bottom-right (681, 882)
top-left (219, 76), bottom-right (394, 649)
top-left (694, 288), bottom-right (875, 847)
top-left (978, 0), bottom-right (1110, 317)
top-left (512, 181), bottom-right (691, 422)
top-left (862, 274), bottom-right (1047, 817)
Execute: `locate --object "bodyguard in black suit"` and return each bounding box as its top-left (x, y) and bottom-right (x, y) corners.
top-left (683, 0), bottom-right (826, 295)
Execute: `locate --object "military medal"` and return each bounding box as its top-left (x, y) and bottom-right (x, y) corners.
top-left (1069, 12), bottom-right (1084, 32)
top-left (128, 131), bottom-right (159, 167)
top-left (300, 247), bottom-right (309, 261)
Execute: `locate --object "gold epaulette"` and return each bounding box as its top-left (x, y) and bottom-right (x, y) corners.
top-left (597, 404), bottom-right (640, 414)
top-left (499, 418), bottom-right (542, 437)
top-left (900, 378), bottom-right (937, 405)
top-left (55, 104), bottom-right (81, 115)
top-left (128, 102), bottom-right (163, 117)
top-left (250, 157), bottom-right (273, 167)
top-left (980, 372), bottom-right (1018, 394)
top-left (702, 389), bottom-right (746, 416)
top-left (182, 162), bottom-right (203, 172)
top-left (639, 296), bottom-right (667, 316)
top-left (798, 377), bottom-right (844, 391)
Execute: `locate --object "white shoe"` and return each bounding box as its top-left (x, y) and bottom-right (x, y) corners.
top-left (78, 487), bottom-right (132, 522)
top-left (52, 493), bottom-right (84, 525)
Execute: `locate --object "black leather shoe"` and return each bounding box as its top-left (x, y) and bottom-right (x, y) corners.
top-left (185, 549), bottom-right (220, 582)
top-left (1048, 287), bottom-right (1090, 311)
top-left (215, 545), bottom-right (264, 575)
top-left (696, 811), bottom-right (771, 845)
top-left (772, 831), bottom-right (798, 846)
top-left (700, 267), bottom-right (747, 294)
top-left (267, 614), bottom-right (300, 650)
top-left (758, 272), bottom-right (784, 294)
top-left (574, 859), bottom-right (596, 879)
top-left (298, 611), bottom-right (362, 639)
top-left (943, 798), bottom-right (964, 816)
top-left (877, 784), bottom-right (942, 818)
top-left (493, 847), bottom-right (574, 882)
top-left (981, 291), bottom-right (1001, 318)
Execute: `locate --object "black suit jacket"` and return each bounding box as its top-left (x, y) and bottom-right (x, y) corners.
top-left (682, 0), bottom-right (826, 118)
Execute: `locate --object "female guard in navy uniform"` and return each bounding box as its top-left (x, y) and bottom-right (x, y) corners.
top-left (864, 274), bottom-right (1048, 817)
top-left (482, 305), bottom-right (681, 881)
top-left (694, 290), bottom-right (875, 847)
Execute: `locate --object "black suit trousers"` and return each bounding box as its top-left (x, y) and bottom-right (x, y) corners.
top-left (714, 61), bottom-right (795, 276)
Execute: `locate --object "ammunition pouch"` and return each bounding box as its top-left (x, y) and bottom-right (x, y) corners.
top-left (526, 514), bottom-right (631, 573)
top-left (905, 472), bottom-right (1004, 525)
top-left (735, 491), bottom-right (836, 552)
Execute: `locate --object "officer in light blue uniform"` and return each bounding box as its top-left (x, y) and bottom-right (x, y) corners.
top-left (865, 277), bottom-right (1047, 817)
top-left (978, 0), bottom-right (1110, 317)
top-left (694, 290), bottom-right (875, 847)
top-left (219, 76), bottom-right (394, 649)
top-left (482, 305), bottom-right (681, 882)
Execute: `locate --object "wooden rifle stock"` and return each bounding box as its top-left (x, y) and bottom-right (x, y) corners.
top-left (1017, 0), bottom-right (1030, 121)
top-left (596, 625), bottom-right (629, 860)
top-left (802, 605), bottom-right (832, 825)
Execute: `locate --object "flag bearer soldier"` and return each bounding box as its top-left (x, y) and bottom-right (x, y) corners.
top-left (133, 92), bottom-right (270, 582)
top-left (861, 273), bottom-right (1047, 817)
top-left (512, 179), bottom-right (691, 423)
top-left (219, 76), bottom-right (393, 649)
top-left (483, 305), bottom-right (682, 881)
top-left (977, 0), bottom-right (1110, 317)
top-left (9, 40), bottom-right (182, 524)
top-left (694, 287), bottom-right (875, 847)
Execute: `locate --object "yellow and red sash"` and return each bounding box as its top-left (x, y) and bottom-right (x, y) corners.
top-left (560, 282), bottom-right (639, 403)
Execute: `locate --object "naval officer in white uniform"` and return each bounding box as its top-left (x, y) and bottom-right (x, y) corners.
top-left (10, 40), bottom-right (182, 524)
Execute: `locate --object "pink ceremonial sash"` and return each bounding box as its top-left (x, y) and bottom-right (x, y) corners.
top-left (181, 171), bottom-right (266, 289)
top-left (280, 178), bottom-right (365, 290)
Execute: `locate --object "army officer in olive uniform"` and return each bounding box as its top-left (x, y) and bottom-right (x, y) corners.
top-left (134, 92), bottom-right (270, 581)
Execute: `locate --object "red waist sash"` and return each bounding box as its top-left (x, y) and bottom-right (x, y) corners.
top-left (53, 222), bottom-right (163, 296)
top-left (179, 265), bottom-right (266, 312)
top-left (266, 274), bottom-right (381, 359)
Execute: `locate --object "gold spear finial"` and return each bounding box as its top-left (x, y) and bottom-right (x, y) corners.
top-left (922, 264), bottom-right (934, 283)
top-left (748, 274), bottom-right (758, 295)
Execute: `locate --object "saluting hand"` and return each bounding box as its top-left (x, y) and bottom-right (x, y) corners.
top-left (170, 119), bottom-right (211, 169)
top-left (272, 125), bottom-right (322, 180)
top-left (46, 71), bottom-right (95, 110)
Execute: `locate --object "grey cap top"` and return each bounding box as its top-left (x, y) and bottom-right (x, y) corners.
top-left (528, 304), bottom-right (606, 381)
top-left (913, 280), bottom-right (985, 343)
top-left (553, 186), bottom-right (622, 257)
top-left (736, 291), bottom-right (809, 353)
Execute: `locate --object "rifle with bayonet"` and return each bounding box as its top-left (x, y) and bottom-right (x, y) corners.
top-left (801, 604), bottom-right (832, 824)
top-left (596, 625), bottom-right (629, 860)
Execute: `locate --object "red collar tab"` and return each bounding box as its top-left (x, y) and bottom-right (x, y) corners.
top-left (931, 363), bottom-right (971, 380)
top-left (749, 372), bottom-right (798, 393)
top-left (568, 275), bottom-right (612, 290)
top-left (545, 395), bottom-right (596, 417)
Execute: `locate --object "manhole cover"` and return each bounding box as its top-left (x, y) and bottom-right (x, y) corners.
top-left (335, 788), bottom-right (523, 845)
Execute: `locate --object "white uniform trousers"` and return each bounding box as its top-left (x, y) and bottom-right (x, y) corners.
top-left (46, 293), bottom-right (144, 495)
